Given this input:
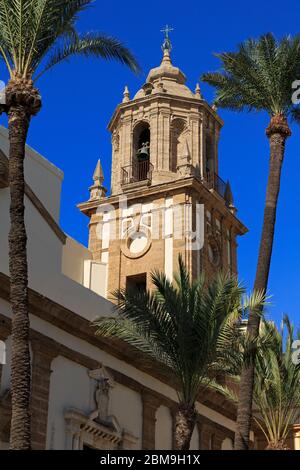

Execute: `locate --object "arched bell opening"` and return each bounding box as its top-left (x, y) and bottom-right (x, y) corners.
top-left (132, 121), bottom-right (151, 181)
top-left (133, 121), bottom-right (150, 160)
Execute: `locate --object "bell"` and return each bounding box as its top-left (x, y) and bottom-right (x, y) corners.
top-left (137, 142), bottom-right (150, 159)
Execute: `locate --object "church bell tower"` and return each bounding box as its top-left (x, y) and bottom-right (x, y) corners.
top-left (78, 30), bottom-right (247, 298)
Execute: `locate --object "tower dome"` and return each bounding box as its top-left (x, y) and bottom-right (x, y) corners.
top-left (134, 32), bottom-right (194, 99)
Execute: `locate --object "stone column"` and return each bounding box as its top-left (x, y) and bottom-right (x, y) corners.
top-left (122, 115), bottom-right (133, 168)
top-left (199, 422), bottom-right (214, 450)
top-left (190, 112), bottom-right (201, 173)
top-left (141, 390), bottom-right (160, 450)
top-left (30, 336), bottom-right (58, 450)
top-left (162, 111), bottom-right (171, 171)
top-left (149, 110), bottom-right (159, 170)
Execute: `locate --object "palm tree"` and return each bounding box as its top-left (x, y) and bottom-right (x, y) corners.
top-left (253, 317), bottom-right (300, 450)
top-left (0, 0), bottom-right (139, 450)
top-left (94, 256), bottom-right (264, 450)
top-left (217, 316), bottom-right (300, 450)
top-left (201, 33), bottom-right (300, 449)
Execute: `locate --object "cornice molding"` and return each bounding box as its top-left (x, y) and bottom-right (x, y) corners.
top-left (78, 176), bottom-right (247, 235)
top-left (108, 94), bottom-right (224, 132)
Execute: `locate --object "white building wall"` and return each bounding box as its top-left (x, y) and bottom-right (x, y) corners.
top-left (0, 190), bottom-right (112, 321)
top-left (46, 357), bottom-right (142, 450)
top-left (155, 406), bottom-right (173, 450)
top-left (46, 356), bottom-right (93, 449)
top-left (110, 383), bottom-right (142, 449)
top-left (0, 126), bottom-right (63, 223)
top-left (62, 237), bottom-right (91, 285)
top-left (190, 425), bottom-right (200, 450)
top-left (83, 260), bottom-right (108, 298)
top-left (0, 184), bottom-right (63, 285)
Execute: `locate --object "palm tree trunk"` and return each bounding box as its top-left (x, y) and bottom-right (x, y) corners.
top-left (234, 114), bottom-right (291, 450)
top-left (174, 405), bottom-right (197, 450)
top-left (8, 105), bottom-right (31, 450)
top-left (266, 440), bottom-right (289, 450)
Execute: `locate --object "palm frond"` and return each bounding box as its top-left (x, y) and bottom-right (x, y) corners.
top-left (201, 33), bottom-right (300, 119)
top-left (0, 0), bottom-right (140, 79)
top-left (34, 32), bottom-right (140, 80)
top-left (206, 378), bottom-right (239, 404)
top-left (94, 316), bottom-right (173, 369)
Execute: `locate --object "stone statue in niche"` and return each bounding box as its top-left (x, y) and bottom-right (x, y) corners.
top-left (94, 377), bottom-right (110, 423)
top-left (89, 367), bottom-right (114, 426)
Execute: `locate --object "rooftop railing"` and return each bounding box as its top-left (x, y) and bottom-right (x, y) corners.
top-left (206, 171), bottom-right (227, 199)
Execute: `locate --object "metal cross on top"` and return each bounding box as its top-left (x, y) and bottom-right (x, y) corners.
top-left (161, 24), bottom-right (174, 53)
top-left (160, 24), bottom-right (174, 39)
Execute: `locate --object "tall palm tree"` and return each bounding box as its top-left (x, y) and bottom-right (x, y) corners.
top-left (216, 316), bottom-right (300, 450)
top-left (201, 33), bottom-right (300, 449)
top-left (0, 0), bottom-right (139, 450)
top-left (94, 256), bottom-right (264, 450)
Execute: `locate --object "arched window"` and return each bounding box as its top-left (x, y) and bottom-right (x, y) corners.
top-left (133, 121), bottom-right (150, 161)
top-left (132, 121), bottom-right (150, 181)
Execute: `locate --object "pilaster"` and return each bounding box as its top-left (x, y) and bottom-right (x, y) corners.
top-left (30, 335), bottom-right (58, 450)
top-left (141, 390), bottom-right (160, 450)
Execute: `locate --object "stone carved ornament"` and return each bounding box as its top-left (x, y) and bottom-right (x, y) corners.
top-left (64, 366), bottom-right (138, 449)
top-left (89, 367), bottom-right (115, 426)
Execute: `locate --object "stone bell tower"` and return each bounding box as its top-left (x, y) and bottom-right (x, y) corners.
top-left (78, 31), bottom-right (247, 298)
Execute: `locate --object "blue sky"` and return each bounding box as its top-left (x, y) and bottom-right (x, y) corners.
top-left (1, 0), bottom-right (299, 327)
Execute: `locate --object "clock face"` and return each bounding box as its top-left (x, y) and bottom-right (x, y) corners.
top-left (208, 239), bottom-right (220, 267)
top-left (128, 231), bottom-right (148, 254)
top-left (121, 227), bottom-right (151, 259)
